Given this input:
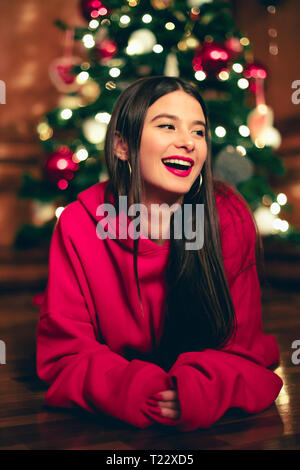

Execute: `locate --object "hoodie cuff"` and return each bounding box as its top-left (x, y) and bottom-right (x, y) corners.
top-left (141, 373), bottom-right (179, 427)
top-left (119, 359), bottom-right (175, 428)
top-left (167, 364), bottom-right (206, 432)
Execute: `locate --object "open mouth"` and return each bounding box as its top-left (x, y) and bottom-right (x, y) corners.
top-left (161, 158), bottom-right (193, 171)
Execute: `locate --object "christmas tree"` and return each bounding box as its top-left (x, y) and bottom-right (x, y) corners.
top-left (15, 0), bottom-right (300, 249)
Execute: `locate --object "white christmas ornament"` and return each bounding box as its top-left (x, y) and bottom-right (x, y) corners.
top-left (256, 126), bottom-right (282, 149)
top-left (187, 0), bottom-right (213, 6)
top-left (83, 118), bottom-right (107, 144)
top-left (127, 29), bottom-right (156, 55)
top-left (253, 205), bottom-right (277, 235)
top-left (247, 104), bottom-right (274, 142)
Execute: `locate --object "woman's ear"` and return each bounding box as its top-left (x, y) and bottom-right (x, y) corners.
top-left (114, 131), bottom-right (129, 161)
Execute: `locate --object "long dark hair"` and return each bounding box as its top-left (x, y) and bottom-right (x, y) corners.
top-left (103, 75), bottom-right (264, 371)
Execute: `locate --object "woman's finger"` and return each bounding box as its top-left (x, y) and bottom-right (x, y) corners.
top-left (146, 397), bottom-right (179, 410)
top-left (160, 407), bottom-right (180, 419)
top-left (151, 390), bottom-right (178, 401)
top-left (157, 400), bottom-right (179, 410)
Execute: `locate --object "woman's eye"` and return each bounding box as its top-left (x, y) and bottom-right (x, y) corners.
top-left (158, 124), bottom-right (174, 129)
top-left (194, 130), bottom-right (204, 136)
top-left (158, 125), bottom-right (204, 137)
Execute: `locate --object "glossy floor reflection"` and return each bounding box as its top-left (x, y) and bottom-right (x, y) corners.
top-left (0, 285), bottom-right (299, 449)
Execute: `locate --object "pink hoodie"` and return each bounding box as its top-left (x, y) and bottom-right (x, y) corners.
top-left (36, 179), bottom-right (283, 432)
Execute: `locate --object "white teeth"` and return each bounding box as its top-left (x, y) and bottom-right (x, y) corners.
top-left (162, 159), bottom-right (192, 167)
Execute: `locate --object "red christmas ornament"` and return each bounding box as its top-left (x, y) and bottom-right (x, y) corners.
top-left (190, 8), bottom-right (200, 21)
top-left (243, 62), bottom-right (268, 79)
top-left (225, 37), bottom-right (243, 60)
top-left (243, 62), bottom-right (268, 94)
top-left (49, 56), bottom-right (82, 93)
top-left (80, 0), bottom-right (109, 21)
top-left (193, 42), bottom-right (230, 76)
top-left (96, 38), bottom-right (118, 61)
top-left (44, 146), bottom-right (79, 187)
top-left (49, 29), bottom-right (82, 93)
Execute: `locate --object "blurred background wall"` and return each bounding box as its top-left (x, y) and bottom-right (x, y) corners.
top-left (232, 0), bottom-right (300, 228)
top-left (0, 0), bottom-right (85, 248)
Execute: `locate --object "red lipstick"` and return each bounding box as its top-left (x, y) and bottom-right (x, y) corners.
top-left (161, 156), bottom-right (194, 178)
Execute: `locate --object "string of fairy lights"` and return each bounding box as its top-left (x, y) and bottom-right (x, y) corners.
top-left (35, 0), bottom-right (289, 236)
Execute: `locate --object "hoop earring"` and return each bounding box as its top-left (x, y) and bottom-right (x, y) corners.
top-left (127, 160), bottom-right (132, 180)
top-left (192, 172), bottom-right (203, 198)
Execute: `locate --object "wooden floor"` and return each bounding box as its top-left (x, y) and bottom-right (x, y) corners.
top-left (0, 284), bottom-right (300, 450)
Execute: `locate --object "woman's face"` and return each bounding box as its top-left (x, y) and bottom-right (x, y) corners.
top-left (138, 90), bottom-right (207, 204)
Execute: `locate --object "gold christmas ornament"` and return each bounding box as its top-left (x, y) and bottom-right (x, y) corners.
top-left (150, 0), bottom-right (174, 10)
top-left (79, 79), bottom-right (101, 105)
top-left (58, 95), bottom-right (82, 110)
top-left (173, 11), bottom-right (186, 22)
top-left (32, 201), bottom-right (56, 226)
top-left (186, 35), bottom-right (200, 49)
top-left (177, 40), bottom-right (188, 52)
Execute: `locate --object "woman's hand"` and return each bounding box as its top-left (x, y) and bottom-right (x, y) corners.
top-left (147, 389), bottom-right (181, 420)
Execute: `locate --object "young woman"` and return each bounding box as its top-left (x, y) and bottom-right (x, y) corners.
top-left (36, 76), bottom-right (283, 432)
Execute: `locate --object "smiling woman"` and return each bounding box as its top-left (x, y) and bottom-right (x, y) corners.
top-left (36, 75), bottom-right (283, 432)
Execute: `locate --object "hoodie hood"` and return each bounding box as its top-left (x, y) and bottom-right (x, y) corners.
top-left (77, 179), bottom-right (171, 256)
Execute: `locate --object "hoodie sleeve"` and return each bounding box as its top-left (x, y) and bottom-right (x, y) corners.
top-left (166, 187), bottom-right (283, 432)
top-left (36, 207), bottom-right (176, 429)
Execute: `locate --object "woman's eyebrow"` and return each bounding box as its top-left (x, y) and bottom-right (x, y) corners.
top-left (150, 113), bottom-right (206, 126)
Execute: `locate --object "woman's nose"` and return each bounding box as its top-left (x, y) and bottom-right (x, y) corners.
top-left (174, 131), bottom-right (195, 151)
